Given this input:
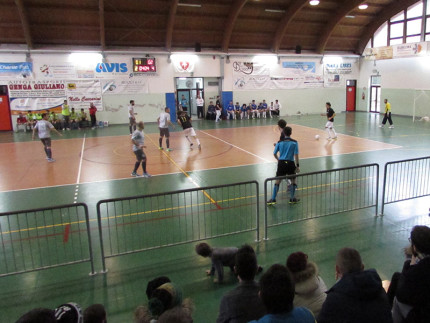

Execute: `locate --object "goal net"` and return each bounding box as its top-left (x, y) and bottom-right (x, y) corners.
top-left (413, 89), bottom-right (430, 122)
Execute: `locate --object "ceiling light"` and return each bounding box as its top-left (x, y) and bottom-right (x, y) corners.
top-left (178, 3), bottom-right (201, 7)
top-left (345, 15), bottom-right (356, 19)
top-left (265, 9), bottom-right (286, 13)
top-left (358, 4), bottom-right (368, 10)
top-left (309, 0), bottom-right (320, 6)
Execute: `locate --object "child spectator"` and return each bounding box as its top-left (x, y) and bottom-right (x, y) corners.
top-left (83, 304), bottom-right (107, 323)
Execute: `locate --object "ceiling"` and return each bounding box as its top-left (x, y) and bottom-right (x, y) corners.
top-left (0, 0), bottom-right (420, 55)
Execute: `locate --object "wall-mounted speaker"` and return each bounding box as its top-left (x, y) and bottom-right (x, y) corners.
top-left (295, 45), bottom-right (302, 54)
top-left (195, 42), bottom-right (201, 52)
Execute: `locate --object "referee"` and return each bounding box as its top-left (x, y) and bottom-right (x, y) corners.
top-left (267, 126), bottom-right (300, 205)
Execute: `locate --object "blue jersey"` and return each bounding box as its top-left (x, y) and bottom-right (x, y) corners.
top-left (262, 103), bottom-right (268, 109)
top-left (251, 103), bottom-right (257, 110)
top-left (227, 104), bottom-right (234, 111)
top-left (181, 98), bottom-right (188, 107)
top-left (235, 104), bottom-right (241, 110)
top-left (273, 137), bottom-right (299, 161)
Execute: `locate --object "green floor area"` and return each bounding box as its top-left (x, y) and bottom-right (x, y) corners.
top-left (1, 112), bottom-right (430, 322)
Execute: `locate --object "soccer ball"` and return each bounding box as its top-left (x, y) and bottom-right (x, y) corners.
top-left (315, 135), bottom-right (320, 140)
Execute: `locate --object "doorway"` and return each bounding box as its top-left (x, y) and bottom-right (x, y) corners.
top-left (369, 75), bottom-right (381, 113)
top-left (346, 80), bottom-right (356, 111)
top-left (175, 77), bottom-right (204, 117)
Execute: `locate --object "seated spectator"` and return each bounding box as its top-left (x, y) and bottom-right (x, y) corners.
top-left (146, 276), bottom-right (171, 299)
top-left (158, 306), bottom-right (193, 323)
top-left (240, 104), bottom-right (248, 120)
top-left (268, 102), bottom-right (274, 118)
top-left (286, 251), bottom-right (327, 317)
top-left (16, 112), bottom-right (28, 132)
top-left (390, 225), bottom-right (430, 323)
top-left (196, 242), bottom-right (236, 283)
top-left (272, 100), bottom-right (281, 117)
top-left (49, 111), bottom-right (62, 130)
top-left (134, 282), bottom-right (194, 323)
top-left (79, 108), bottom-right (89, 128)
top-left (83, 304), bottom-right (107, 323)
top-left (317, 247), bottom-right (392, 323)
top-left (261, 100), bottom-right (268, 118)
top-left (16, 308), bottom-right (56, 323)
top-left (217, 244), bottom-right (265, 323)
top-left (234, 102), bottom-right (241, 119)
top-left (226, 101), bottom-right (235, 120)
top-left (54, 302), bottom-right (83, 323)
top-left (70, 108), bottom-right (79, 129)
top-left (249, 264), bottom-right (315, 323)
top-left (250, 101), bottom-right (258, 119)
top-left (206, 101), bottom-right (216, 120)
top-left (26, 110), bottom-right (36, 129)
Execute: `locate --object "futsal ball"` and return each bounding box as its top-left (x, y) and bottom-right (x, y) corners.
top-left (315, 135), bottom-right (320, 140)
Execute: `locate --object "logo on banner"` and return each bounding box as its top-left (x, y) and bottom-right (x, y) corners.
top-left (233, 62), bottom-right (254, 75)
top-left (95, 63), bottom-right (128, 73)
top-left (180, 61), bottom-right (190, 71)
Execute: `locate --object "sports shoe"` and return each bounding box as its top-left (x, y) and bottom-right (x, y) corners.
top-left (198, 144), bottom-right (201, 150)
top-left (379, 125), bottom-right (384, 128)
top-left (47, 158), bottom-right (55, 162)
top-left (326, 137), bottom-right (332, 140)
top-left (190, 143), bottom-right (194, 148)
top-left (158, 147), bottom-right (164, 150)
top-left (166, 148), bottom-right (173, 151)
top-left (332, 136), bottom-right (338, 140)
top-left (143, 172), bottom-right (152, 178)
top-left (131, 172), bottom-right (140, 177)
top-left (389, 125), bottom-right (394, 128)
top-left (289, 198), bottom-right (300, 204)
top-left (267, 199), bottom-right (277, 205)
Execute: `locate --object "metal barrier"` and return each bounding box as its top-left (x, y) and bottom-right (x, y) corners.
top-left (0, 203), bottom-right (95, 277)
top-left (97, 181), bottom-right (259, 272)
top-left (381, 156), bottom-right (430, 215)
top-left (264, 164), bottom-right (379, 239)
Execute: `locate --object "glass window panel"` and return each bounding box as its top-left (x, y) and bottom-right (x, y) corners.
top-left (406, 35), bottom-right (421, 43)
top-left (391, 11), bottom-right (405, 22)
top-left (365, 39), bottom-right (371, 49)
top-left (407, 2), bottom-right (423, 19)
top-left (427, 18), bottom-right (430, 32)
top-left (390, 22), bottom-right (404, 38)
top-left (371, 76), bottom-right (381, 85)
top-left (427, 0), bottom-right (430, 14)
top-left (407, 19), bottom-right (422, 35)
top-left (426, 34), bottom-right (430, 41)
top-left (374, 23), bottom-right (388, 47)
top-left (389, 38), bottom-right (403, 45)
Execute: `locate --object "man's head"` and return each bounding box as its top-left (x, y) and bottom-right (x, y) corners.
top-left (165, 107), bottom-right (170, 113)
top-left (277, 119), bottom-right (287, 129)
top-left (16, 308), bottom-right (56, 323)
top-left (137, 121), bottom-right (144, 130)
top-left (259, 264), bottom-right (294, 314)
top-left (41, 113), bottom-right (48, 120)
top-left (235, 244), bottom-right (258, 281)
top-left (335, 247), bottom-right (364, 280)
top-left (83, 304), bottom-right (106, 323)
top-left (146, 276), bottom-right (171, 299)
top-left (130, 100), bottom-right (135, 105)
top-left (326, 102), bottom-right (331, 109)
top-left (71, 108), bottom-right (75, 111)
top-left (384, 99), bottom-right (388, 104)
top-left (275, 100), bottom-right (278, 103)
top-left (195, 242), bottom-right (212, 257)
top-left (64, 100), bottom-right (67, 104)
top-left (410, 225), bottom-right (430, 256)
top-left (283, 126), bottom-right (292, 137)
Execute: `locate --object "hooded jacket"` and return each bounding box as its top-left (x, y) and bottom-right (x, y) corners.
top-left (317, 268), bottom-right (392, 323)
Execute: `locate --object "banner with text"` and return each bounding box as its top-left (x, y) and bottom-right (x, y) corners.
top-left (66, 80), bottom-right (103, 110)
top-left (0, 62), bottom-right (33, 79)
top-left (101, 79), bottom-right (148, 95)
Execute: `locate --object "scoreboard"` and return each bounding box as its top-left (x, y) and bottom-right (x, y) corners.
top-left (132, 57), bottom-right (156, 73)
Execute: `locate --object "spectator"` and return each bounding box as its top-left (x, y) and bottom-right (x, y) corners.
top-left (49, 111), bottom-right (62, 130)
top-left (317, 247), bottom-right (392, 323)
top-left (26, 110), bottom-right (36, 129)
top-left (61, 100), bottom-right (71, 130)
top-left (54, 302), bottom-right (83, 323)
top-left (273, 100), bottom-right (281, 117)
top-left (196, 242), bottom-right (237, 283)
top-left (83, 304), bottom-right (107, 323)
top-left (16, 112), bottom-right (28, 132)
top-left (206, 101), bottom-right (216, 120)
top-left (146, 276), bottom-right (171, 299)
top-left (196, 94), bottom-right (204, 119)
top-left (89, 103), bottom-right (97, 129)
top-left (79, 108), bottom-right (88, 128)
top-left (158, 306), bottom-right (193, 323)
top-left (249, 264), bottom-right (315, 323)
top-left (226, 101), bottom-right (235, 120)
top-left (70, 108), bottom-right (79, 129)
top-left (217, 244), bottom-right (266, 323)
top-left (286, 251), bottom-right (327, 317)
top-left (16, 308), bottom-right (56, 323)
top-left (234, 102), bottom-right (241, 119)
top-left (391, 225), bottom-right (430, 323)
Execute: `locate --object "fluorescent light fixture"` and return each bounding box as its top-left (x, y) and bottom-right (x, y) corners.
top-left (323, 56), bottom-right (343, 64)
top-left (68, 52), bottom-right (102, 67)
top-left (178, 3), bottom-right (201, 7)
top-left (265, 9), bottom-right (286, 13)
top-left (171, 54), bottom-right (198, 64)
top-left (253, 55), bottom-right (278, 66)
top-left (358, 4), bottom-right (368, 10)
top-left (309, 0), bottom-right (320, 6)
top-left (345, 15), bottom-right (356, 19)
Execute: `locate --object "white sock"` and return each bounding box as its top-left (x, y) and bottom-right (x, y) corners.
top-left (186, 136), bottom-right (192, 143)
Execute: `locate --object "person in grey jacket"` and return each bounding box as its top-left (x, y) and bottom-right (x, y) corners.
top-left (216, 244), bottom-right (266, 323)
top-left (286, 251), bottom-right (327, 317)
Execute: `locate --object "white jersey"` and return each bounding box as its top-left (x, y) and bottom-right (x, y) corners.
top-left (196, 98), bottom-right (204, 106)
top-left (131, 129), bottom-right (144, 152)
top-left (34, 119), bottom-right (54, 139)
top-left (128, 105), bottom-right (135, 118)
top-left (274, 102), bottom-right (281, 110)
top-left (158, 112), bottom-right (170, 128)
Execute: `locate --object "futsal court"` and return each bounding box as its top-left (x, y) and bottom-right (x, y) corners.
top-left (0, 112), bottom-right (429, 322)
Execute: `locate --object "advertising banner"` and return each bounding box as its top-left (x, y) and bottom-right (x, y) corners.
top-left (173, 60), bottom-right (195, 73)
top-left (393, 42), bottom-right (426, 58)
top-left (233, 75), bottom-right (270, 90)
top-left (101, 79), bottom-right (148, 95)
top-left (0, 62), bottom-right (33, 79)
top-left (232, 61), bottom-right (270, 76)
top-left (35, 63), bottom-right (77, 79)
top-left (66, 80), bottom-right (103, 110)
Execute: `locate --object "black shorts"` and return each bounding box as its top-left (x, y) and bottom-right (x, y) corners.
top-left (40, 138), bottom-right (52, 147)
top-left (276, 160), bottom-right (296, 177)
top-left (159, 127), bottom-right (170, 137)
top-left (134, 149), bottom-right (146, 162)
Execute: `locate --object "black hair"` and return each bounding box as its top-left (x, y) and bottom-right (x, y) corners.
top-left (277, 119), bottom-right (287, 129)
top-left (259, 264), bottom-right (294, 314)
top-left (146, 276), bottom-right (171, 299)
top-left (336, 247), bottom-right (363, 274)
top-left (195, 242), bottom-right (212, 257)
top-left (410, 225), bottom-right (430, 255)
top-left (148, 288), bottom-right (173, 317)
top-left (235, 244), bottom-right (257, 281)
top-left (16, 308), bottom-right (56, 323)
top-left (283, 126), bottom-right (292, 137)
top-left (83, 304), bottom-right (106, 323)
top-left (326, 102), bottom-right (331, 107)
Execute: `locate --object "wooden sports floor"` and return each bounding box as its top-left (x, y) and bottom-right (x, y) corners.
top-left (0, 112), bottom-right (429, 322)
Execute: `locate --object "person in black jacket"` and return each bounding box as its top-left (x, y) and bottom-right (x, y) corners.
top-left (317, 247), bottom-right (392, 323)
top-left (391, 225), bottom-right (430, 323)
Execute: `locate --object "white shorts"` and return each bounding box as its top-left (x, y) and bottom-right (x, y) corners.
top-left (325, 121), bottom-right (334, 128)
top-left (183, 127), bottom-right (196, 137)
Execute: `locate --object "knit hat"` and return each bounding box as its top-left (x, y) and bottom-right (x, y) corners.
top-left (286, 252), bottom-right (308, 273)
top-left (54, 303), bottom-right (83, 323)
top-left (148, 283), bottom-right (183, 317)
top-left (411, 225), bottom-right (430, 255)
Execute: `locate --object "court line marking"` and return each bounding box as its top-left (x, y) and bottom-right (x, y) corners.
top-left (199, 130), bottom-right (272, 163)
top-left (73, 134), bottom-right (87, 204)
top-left (145, 134), bottom-right (221, 208)
top-left (1, 176), bottom-right (371, 235)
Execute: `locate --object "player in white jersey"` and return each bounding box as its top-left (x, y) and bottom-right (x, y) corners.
top-left (32, 113), bottom-right (62, 162)
top-left (128, 100), bottom-right (137, 135)
top-left (157, 107), bottom-right (175, 151)
top-left (131, 121), bottom-right (151, 178)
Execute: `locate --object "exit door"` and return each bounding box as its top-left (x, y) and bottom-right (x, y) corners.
top-left (0, 85), bottom-right (12, 131)
top-left (346, 80), bottom-right (356, 111)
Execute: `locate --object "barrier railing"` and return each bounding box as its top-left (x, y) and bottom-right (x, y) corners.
top-left (264, 164), bottom-right (379, 239)
top-left (0, 203), bottom-right (95, 277)
top-left (381, 156), bottom-right (430, 215)
top-left (97, 181), bottom-right (259, 272)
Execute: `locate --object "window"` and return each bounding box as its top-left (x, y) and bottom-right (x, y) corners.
top-left (407, 19), bottom-right (422, 35)
top-left (407, 2), bottom-right (423, 18)
top-left (374, 23), bottom-right (388, 47)
top-left (390, 22), bottom-right (404, 38)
